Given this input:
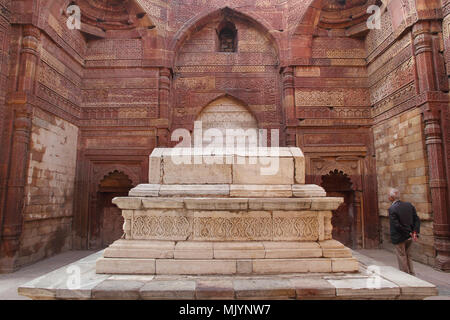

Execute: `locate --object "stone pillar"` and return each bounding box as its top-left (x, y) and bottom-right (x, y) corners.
top-left (413, 21), bottom-right (450, 271)
top-left (157, 67), bottom-right (171, 147)
top-left (17, 26), bottom-right (40, 93)
top-left (281, 66), bottom-right (297, 146)
top-left (423, 104), bottom-right (450, 270)
top-left (0, 25), bottom-right (40, 272)
top-left (354, 191), bottom-right (363, 249)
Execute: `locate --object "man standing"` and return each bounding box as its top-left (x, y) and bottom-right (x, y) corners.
top-left (388, 188), bottom-right (420, 275)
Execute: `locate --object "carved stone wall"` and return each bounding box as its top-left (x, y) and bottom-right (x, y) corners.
top-left (367, 6), bottom-right (437, 266)
top-left (0, 0), bottom-right (10, 144)
top-left (172, 10), bottom-right (281, 134)
top-left (196, 96), bottom-right (258, 148)
top-left (442, 0), bottom-right (450, 222)
top-left (373, 107), bottom-right (435, 265)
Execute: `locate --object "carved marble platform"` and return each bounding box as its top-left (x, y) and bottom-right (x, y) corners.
top-left (96, 147), bottom-right (359, 275)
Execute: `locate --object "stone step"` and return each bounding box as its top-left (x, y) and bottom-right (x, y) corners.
top-left (103, 240), bottom-right (352, 260)
top-left (97, 240), bottom-right (358, 275)
top-left (96, 257), bottom-right (359, 275)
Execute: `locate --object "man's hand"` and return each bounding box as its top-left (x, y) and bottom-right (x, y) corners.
top-left (410, 231), bottom-right (418, 242)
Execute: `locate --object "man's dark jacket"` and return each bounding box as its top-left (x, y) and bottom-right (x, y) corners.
top-left (388, 200), bottom-right (421, 244)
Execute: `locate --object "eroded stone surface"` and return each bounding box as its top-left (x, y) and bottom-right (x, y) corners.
top-left (140, 281), bottom-right (196, 300)
top-left (230, 185), bottom-right (292, 198)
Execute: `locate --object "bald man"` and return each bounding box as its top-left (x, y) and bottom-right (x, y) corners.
top-left (388, 188), bottom-right (421, 275)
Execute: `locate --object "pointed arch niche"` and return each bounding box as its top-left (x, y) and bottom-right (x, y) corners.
top-left (89, 170), bottom-right (134, 249)
top-left (195, 95), bottom-right (258, 148)
top-left (171, 7), bottom-right (283, 144)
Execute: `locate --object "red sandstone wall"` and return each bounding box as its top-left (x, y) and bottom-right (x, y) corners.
top-left (0, 0), bottom-right (10, 142)
top-left (3, 1), bottom-right (84, 266)
top-left (297, 34), bottom-right (376, 249)
top-left (173, 17), bottom-right (281, 133)
top-left (366, 5), bottom-right (435, 265)
top-left (442, 0), bottom-right (450, 215)
top-left (17, 108), bottom-right (78, 266)
top-left (0, 2), bottom-right (11, 247)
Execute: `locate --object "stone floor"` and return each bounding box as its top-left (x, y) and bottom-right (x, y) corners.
top-left (0, 250), bottom-right (95, 300)
top-left (354, 249), bottom-right (450, 297)
top-left (0, 248), bottom-right (448, 300)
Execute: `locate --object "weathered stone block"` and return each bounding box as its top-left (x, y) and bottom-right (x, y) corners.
top-left (322, 248), bottom-right (352, 258)
top-left (184, 198), bottom-right (248, 210)
top-left (263, 242), bottom-right (323, 259)
top-left (214, 242), bottom-right (265, 259)
top-left (292, 185), bottom-right (326, 197)
top-left (142, 198), bottom-right (184, 209)
top-left (248, 198), bottom-right (311, 210)
top-left (112, 197), bottom-right (143, 209)
top-left (290, 147), bottom-right (306, 184)
top-left (174, 242), bottom-right (213, 259)
top-left (252, 259), bottom-right (332, 274)
top-left (327, 277), bottom-right (400, 298)
top-left (234, 279), bottom-right (296, 298)
top-left (128, 185), bottom-right (160, 197)
top-left (159, 184), bottom-right (230, 197)
top-left (236, 260), bottom-right (253, 274)
top-left (319, 240), bottom-right (345, 249)
top-left (140, 280), bottom-right (196, 300)
top-left (155, 260), bottom-right (237, 275)
top-left (196, 280), bottom-right (234, 299)
top-left (148, 148), bottom-right (164, 184)
top-left (232, 158), bottom-right (294, 185)
top-left (310, 198), bottom-right (343, 210)
top-left (96, 258), bottom-right (156, 275)
top-left (92, 280), bottom-right (146, 300)
top-left (230, 185), bottom-right (292, 198)
top-left (331, 258), bottom-right (359, 272)
top-left (290, 278), bottom-right (336, 299)
top-left (162, 157), bottom-right (232, 184)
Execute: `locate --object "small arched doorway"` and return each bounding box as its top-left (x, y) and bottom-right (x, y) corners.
top-left (321, 170), bottom-right (356, 248)
top-left (89, 171), bottom-right (134, 249)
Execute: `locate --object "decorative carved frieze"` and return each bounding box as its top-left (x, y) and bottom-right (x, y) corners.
top-left (127, 210), bottom-right (327, 242)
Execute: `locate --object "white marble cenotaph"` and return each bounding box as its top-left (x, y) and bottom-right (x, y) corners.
top-left (96, 147), bottom-right (359, 275)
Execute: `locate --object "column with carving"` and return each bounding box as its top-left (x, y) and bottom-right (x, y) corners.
top-left (354, 191), bottom-right (363, 248)
top-left (413, 21), bottom-right (450, 270)
top-left (156, 67), bottom-right (172, 147)
top-left (0, 25), bottom-right (40, 272)
top-left (281, 66), bottom-right (298, 146)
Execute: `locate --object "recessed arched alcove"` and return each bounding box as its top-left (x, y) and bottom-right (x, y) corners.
top-left (171, 7), bottom-right (283, 145)
top-left (90, 170), bottom-right (134, 249)
top-left (195, 95), bottom-right (259, 149)
top-left (217, 20), bottom-right (238, 52)
top-left (321, 170), bottom-right (356, 248)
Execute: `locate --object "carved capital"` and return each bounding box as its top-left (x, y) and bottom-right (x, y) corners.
top-left (21, 25), bottom-right (40, 53)
top-left (281, 66), bottom-right (294, 88)
top-left (159, 67), bottom-right (172, 88)
top-left (413, 22), bottom-right (434, 54)
top-left (423, 113), bottom-right (442, 146)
